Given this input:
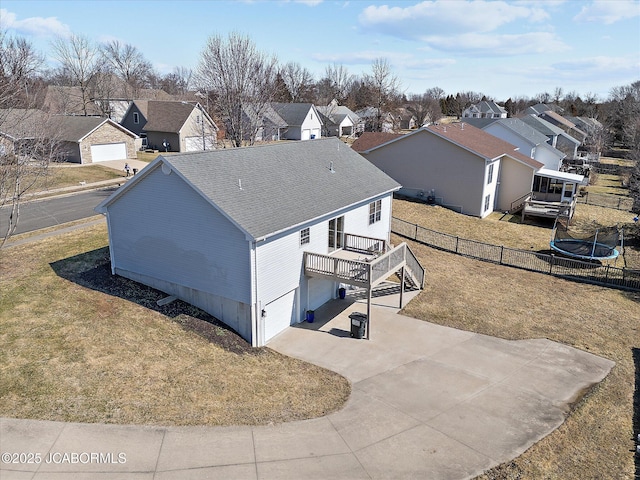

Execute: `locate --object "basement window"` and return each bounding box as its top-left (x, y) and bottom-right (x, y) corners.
top-left (300, 228), bottom-right (310, 246)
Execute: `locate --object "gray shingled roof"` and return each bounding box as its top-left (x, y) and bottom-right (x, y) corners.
top-left (519, 114), bottom-right (564, 136)
top-left (102, 138), bottom-right (400, 240)
top-left (142, 101), bottom-right (197, 133)
top-left (270, 103), bottom-right (320, 127)
top-left (57, 116), bottom-right (109, 142)
top-left (493, 118), bottom-right (552, 145)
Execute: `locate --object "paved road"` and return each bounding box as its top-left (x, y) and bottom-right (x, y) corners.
top-left (0, 188), bottom-right (117, 235)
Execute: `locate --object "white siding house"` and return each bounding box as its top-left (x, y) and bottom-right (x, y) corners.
top-left (483, 118), bottom-right (566, 171)
top-left (96, 138), bottom-right (402, 346)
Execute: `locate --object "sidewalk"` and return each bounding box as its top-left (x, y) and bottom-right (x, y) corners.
top-left (23, 159), bottom-right (150, 201)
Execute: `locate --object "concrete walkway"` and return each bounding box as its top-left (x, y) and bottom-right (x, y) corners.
top-left (0, 290), bottom-right (614, 480)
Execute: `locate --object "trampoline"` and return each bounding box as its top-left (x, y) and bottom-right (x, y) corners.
top-left (550, 224), bottom-right (620, 261)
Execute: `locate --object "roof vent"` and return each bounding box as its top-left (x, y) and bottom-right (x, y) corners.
top-left (238, 179), bottom-right (243, 190)
top-left (329, 161), bottom-right (335, 173)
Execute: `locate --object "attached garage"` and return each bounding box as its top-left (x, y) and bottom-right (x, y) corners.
top-left (185, 136), bottom-right (216, 152)
top-left (264, 289), bottom-right (298, 342)
top-left (91, 142), bottom-right (128, 162)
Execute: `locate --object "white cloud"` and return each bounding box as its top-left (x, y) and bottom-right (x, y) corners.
top-left (574, 0), bottom-right (640, 24)
top-left (421, 32), bottom-right (570, 56)
top-left (551, 55), bottom-right (640, 74)
top-left (0, 9), bottom-right (71, 37)
top-left (357, 0), bottom-right (549, 39)
top-left (311, 50), bottom-right (413, 65)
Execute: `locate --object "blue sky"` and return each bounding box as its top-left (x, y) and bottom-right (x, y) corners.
top-left (1, 0), bottom-right (639, 101)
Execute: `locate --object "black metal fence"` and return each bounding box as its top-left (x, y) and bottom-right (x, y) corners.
top-left (392, 217), bottom-right (640, 292)
top-left (576, 192), bottom-right (634, 211)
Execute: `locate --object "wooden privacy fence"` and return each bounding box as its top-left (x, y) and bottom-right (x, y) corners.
top-left (392, 217), bottom-right (640, 292)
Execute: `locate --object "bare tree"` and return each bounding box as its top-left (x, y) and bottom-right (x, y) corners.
top-left (50, 34), bottom-right (101, 115)
top-left (1, 32), bottom-right (62, 248)
top-left (196, 32), bottom-right (279, 147)
top-left (319, 63), bottom-right (354, 105)
top-left (279, 61), bottom-right (314, 103)
top-left (101, 40), bottom-right (153, 98)
top-left (363, 58), bottom-right (402, 132)
top-left (407, 87), bottom-right (446, 126)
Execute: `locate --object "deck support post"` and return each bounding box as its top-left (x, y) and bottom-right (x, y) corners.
top-left (366, 287), bottom-right (372, 340)
top-left (399, 265), bottom-right (405, 309)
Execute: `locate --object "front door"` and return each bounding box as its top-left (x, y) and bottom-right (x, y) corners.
top-left (328, 216), bottom-right (344, 252)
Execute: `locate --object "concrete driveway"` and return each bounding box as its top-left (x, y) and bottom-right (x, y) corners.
top-left (0, 291), bottom-right (614, 479)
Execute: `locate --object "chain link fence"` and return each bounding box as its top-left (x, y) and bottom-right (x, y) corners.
top-left (392, 217), bottom-right (640, 292)
top-left (576, 192), bottom-right (634, 211)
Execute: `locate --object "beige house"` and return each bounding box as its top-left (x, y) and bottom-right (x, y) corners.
top-left (57, 116), bottom-right (138, 163)
top-left (353, 125), bottom-right (544, 218)
top-left (121, 100), bottom-right (218, 152)
top-left (0, 110), bottom-right (137, 164)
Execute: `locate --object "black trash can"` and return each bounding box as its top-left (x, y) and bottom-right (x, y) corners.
top-left (349, 313), bottom-right (366, 339)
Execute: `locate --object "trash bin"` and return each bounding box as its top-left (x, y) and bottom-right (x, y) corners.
top-left (306, 310), bottom-right (315, 323)
top-left (339, 287), bottom-right (346, 299)
top-left (349, 313), bottom-right (366, 339)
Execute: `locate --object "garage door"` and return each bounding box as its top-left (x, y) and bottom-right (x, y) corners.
top-left (311, 129), bottom-right (320, 139)
top-left (301, 129), bottom-right (311, 140)
top-left (308, 277), bottom-right (335, 312)
top-left (264, 289), bottom-right (297, 342)
top-left (91, 143), bottom-right (127, 162)
top-left (185, 136), bottom-right (216, 152)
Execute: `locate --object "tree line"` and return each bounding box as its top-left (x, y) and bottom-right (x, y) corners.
top-left (1, 29), bottom-right (640, 245)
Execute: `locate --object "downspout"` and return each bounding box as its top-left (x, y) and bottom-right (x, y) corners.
top-left (105, 212), bottom-right (116, 274)
top-left (251, 240), bottom-right (260, 347)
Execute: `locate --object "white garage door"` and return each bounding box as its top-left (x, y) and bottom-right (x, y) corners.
top-left (311, 129), bottom-right (320, 139)
top-left (301, 129), bottom-right (311, 140)
top-left (264, 289), bottom-right (297, 342)
top-left (185, 136), bottom-right (216, 152)
top-left (91, 143), bottom-right (127, 162)
top-left (308, 277), bottom-right (335, 312)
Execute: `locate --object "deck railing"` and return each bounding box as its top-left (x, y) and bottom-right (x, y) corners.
top-left (344, 233), bottom-right (388, 255)
top-left (304, 242), bottom-right (424, 289)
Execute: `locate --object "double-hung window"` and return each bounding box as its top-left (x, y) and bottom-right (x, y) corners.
top-left (369, 200), bottom-right (382, 225)
top-left (300, 228), bottom-right (310, 246)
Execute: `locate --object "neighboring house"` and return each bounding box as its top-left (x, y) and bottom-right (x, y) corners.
top-left (0, 109), bottom-right (49, 157)
top-left (353, 124), bottom-right (544, 218)
top-left (268, 103), bottom-right (323, 140)
top-left (355, 124), bottom-right (585, 221)
top-left (481, 118), bottom-right (566, 171)
top-left (351, 132), bottom-right (405, 152)
top-left (462, 101), bottom-right (507, 119)
top-left (121, 100), bottom-right (218, 152)
top-left (316, 101), bottom-right (361, 137)
top-left (393, 108), bottom-right (418, 130)
top-left (247, 103), bottom-right (288, 142)
top-left (56, 115), bottom-right (139, 163)
top-left (519, 114), bottom-right (581, 159)
top-left (523, 103), bottom-right (564, 116)
top-left (95, 138), bottom-right (421, 346)
top-left (0, 109), bottom-right (138, 163)
top-left (538, 110), bottom-right (587, 144)
top-left (355, 107), bottom-right (395, 133)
